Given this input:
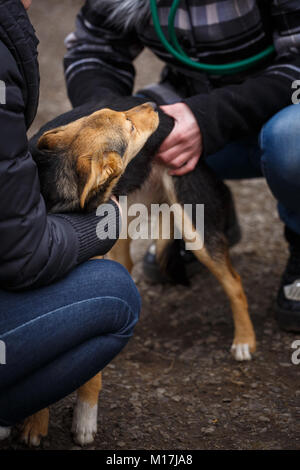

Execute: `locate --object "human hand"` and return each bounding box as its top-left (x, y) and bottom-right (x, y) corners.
top-left (155, 102), bottom-right (203, 176)
top-left (21, 0), bottom-right (32, 10)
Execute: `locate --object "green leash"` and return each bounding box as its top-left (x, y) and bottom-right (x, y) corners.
top-left (150, 0), bottom-right (275, 75)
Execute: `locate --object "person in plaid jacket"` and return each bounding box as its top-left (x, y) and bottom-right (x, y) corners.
top-left (65, 0), bottom-right (300, 331)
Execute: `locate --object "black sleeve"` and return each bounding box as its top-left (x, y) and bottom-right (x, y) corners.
top-left (64, 0), bottom-right (144, 107)
top-left (184, 0), bottom-right (300, 157)
top-left (0, 41), bottom-right (120, 291)
top-left (184, 59), bottom-right (298, 156)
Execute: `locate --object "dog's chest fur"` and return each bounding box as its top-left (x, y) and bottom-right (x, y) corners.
top-left (94, 0), bottom-right (151, 31)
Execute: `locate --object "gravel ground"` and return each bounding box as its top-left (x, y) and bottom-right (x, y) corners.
top-left (1, 0), bottom-right (299, 451)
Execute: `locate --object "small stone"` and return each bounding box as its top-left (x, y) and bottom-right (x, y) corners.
top-left (270, 386), bottom-right (281, 393)
top-left (117, 441), bottom-right (126, 447)
top-left (260, 427), bottom-right (268, 433)
top-left (201, 426), bottom-right (216, 435)
top-left (258, 416), bottom-right (270, 423)
top-left (231, 380), bottom-right (245, 386)
top-left (206, 336), bottom-right (217, 344)
top-left (171, 395), bottom-right (181, 402)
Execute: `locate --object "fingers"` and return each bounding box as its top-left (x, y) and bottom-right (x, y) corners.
top-left (157, 151), bottom-right (192, 169)
top-left (157, 123), bottom-right (182, 154)
top-left (169, 155), bottom-right (200, 176)
top-left (156, 148), bottom-right (200, 175)
top-left (155, 102), bottom-right (203, 176)
top-left (156, 144), bottom-right (188, 165)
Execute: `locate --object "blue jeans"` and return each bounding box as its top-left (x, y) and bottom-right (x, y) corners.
top-left (0, 260), bottom-right (141, 426)
top-left (205, 104), bottom-right (300, 235)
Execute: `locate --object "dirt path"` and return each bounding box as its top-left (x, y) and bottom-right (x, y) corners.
top-left (1, 0), bottom-right (299, 451)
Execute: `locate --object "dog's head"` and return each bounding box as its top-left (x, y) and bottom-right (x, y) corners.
top-left (36, 102), bottom-right (159, 212)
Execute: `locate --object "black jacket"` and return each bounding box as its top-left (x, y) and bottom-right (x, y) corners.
top-left (65, 0), bottom-right (300, 157)
top-left (0, 0), bottom-right (120, 291)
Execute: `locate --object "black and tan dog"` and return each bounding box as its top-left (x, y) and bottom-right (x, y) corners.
top-left (22, 96), bottom-right (256, 446)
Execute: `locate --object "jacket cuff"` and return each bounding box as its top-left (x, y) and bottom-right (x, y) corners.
top-left (52, 200), bottom-right (121, 264)
top-left (183, 94), bottom-right (213, 157)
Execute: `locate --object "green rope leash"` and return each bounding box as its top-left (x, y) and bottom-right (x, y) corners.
top-left (150, 0), bottom-right (275, 75)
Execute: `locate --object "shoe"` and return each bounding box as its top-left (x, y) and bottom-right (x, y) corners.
top-left (276, 226), bottom-right (300, 332)
top-left (143, 186), bottom-right (241, 284)
top-left (0, 425), bottom-right (11, 440)
top-left (142, 240), bottom-right (204, 284)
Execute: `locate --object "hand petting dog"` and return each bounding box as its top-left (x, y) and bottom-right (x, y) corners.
top-left (155, 102), bottom-right (203, 176)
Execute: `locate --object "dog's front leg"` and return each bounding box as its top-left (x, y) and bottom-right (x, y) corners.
top-left (20, 407), bottom-right (49, 446)
top-left (107, 237), bottom-right (133, 274)
top-left (72, 372), bottom-right (102, 446)
top-left (72, 237), bottom-right (132, 446)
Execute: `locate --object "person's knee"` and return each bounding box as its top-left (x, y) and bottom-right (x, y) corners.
top-left (260, 105), bottom-right (300, 185)
top-left (93, 260), bottom-right (141, 327)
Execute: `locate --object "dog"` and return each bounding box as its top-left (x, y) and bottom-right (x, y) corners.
top-left (20, 96), bottom-right (256, 446)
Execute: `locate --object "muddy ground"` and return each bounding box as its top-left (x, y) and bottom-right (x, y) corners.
top-left (1, 0), bottom-right (299, 451)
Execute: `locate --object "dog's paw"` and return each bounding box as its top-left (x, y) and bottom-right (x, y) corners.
top-left (72, 400), bottom-right (98, 446)
top-left (20, 409), bottom-right (49, 447)
top-left (231, 343), bottom-right (252, 361)
top-left (0, 425), bottom-right (11, 440)
top-left (20, 428), bottom-right (41, 447)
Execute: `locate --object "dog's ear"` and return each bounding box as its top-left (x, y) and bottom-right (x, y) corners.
top-left (78, 151), bottom-right (124, 209)
top-left (37, 126), bottom-right (67, 151)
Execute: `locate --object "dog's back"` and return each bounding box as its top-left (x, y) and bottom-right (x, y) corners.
top-left (30, 95), bottom-right (236, 286)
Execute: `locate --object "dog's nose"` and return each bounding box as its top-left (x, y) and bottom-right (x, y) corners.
top-left (147, 101), bottom-right (158, 112)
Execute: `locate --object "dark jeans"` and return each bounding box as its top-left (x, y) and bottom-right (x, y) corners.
top-left (205, 104), bottom-right (300, 235)
top-left (0, 260), bottom-right (141, 426)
